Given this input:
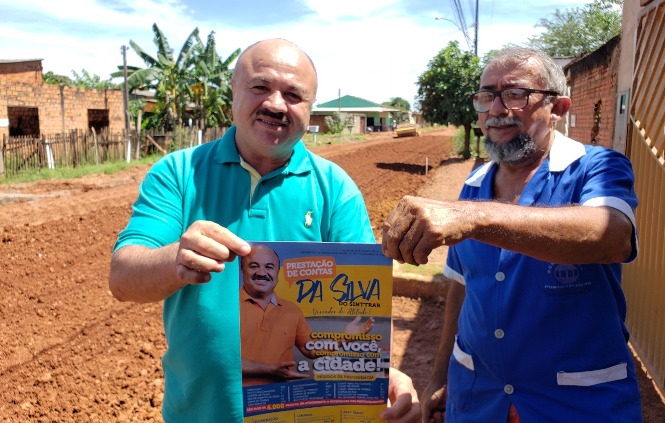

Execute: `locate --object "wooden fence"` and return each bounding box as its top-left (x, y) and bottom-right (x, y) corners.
top-left (623, 0), bottom-right (665, 397)
top-left (0, 126), bottom-right (227, 179)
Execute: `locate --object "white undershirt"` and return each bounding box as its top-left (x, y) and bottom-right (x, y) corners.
top-left (239, 156), bottom-right (261, 203)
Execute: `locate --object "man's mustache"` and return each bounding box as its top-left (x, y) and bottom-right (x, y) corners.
top-left (258, 109), bottom-right (289, 124)
top-left (252, 274), bottom-right (273, 281)
top-left (484, 117), bottom-right (522, 129)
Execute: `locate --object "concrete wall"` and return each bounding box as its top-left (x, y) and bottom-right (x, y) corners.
top-left (613, 1), bottom-right (642, 153)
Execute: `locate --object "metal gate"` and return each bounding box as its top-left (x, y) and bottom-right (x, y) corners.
top-left (623, 0), bottom-right (665, 397)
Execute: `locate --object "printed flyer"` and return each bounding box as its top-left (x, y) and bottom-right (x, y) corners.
top-left (239, 241), bottom-right (393, 423)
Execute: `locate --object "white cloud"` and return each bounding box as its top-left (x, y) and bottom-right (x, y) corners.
top-left (302, 0), bottom-right (401, 20)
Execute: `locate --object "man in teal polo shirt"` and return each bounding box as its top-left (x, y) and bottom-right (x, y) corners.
top-left (109, 38), bottom-right (420, 422)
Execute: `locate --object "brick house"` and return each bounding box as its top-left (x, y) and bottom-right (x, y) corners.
top-left (0, 59), bottom-right (124, 139)
top-left (563, 36), bottom-right (621, 149)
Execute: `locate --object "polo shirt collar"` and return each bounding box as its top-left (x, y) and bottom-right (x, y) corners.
top-left (214, 125), bottom-right (313, 176)
top-left (240, 286), bottom-right (280, 306)
top-left (464, 131), bottom-right (586, 188)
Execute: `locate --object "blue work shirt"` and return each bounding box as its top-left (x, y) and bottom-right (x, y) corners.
top-left (114, 126), bottom-right (374, 422)
top-left (443, 132), bottom-right (642, 422)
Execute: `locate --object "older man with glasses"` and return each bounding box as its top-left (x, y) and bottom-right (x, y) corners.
top-left (382, 47), bottom-right (641, 423)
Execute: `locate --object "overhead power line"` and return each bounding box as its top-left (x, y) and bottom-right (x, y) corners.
top-left (448, 0), bottom-right (478, 56)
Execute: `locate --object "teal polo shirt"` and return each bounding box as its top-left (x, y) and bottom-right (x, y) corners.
top-left (114, 126), bottom-right (374, 422)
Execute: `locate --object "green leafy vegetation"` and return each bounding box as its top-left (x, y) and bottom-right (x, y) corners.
top-left (416, 41), bottom-right (481, 159)
top-left (43, 69), bottom-right (117, 90)
top-left (111, 23), bottom-right (239, 131)
top-left (399, 262), bottom-right (444, 277)
top-left (528, 0), bottom-right (622, 57)
top-left (452, 126), bottom-right (485, 158)
top-left (0, 156), bottom-right (160, 185)
top-left (324, 112), bottom-right (353, 135)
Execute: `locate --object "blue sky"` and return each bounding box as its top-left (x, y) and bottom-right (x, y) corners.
top-left (1, 0), bottom-right (599, 109)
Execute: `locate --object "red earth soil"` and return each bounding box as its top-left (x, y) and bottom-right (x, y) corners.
top-left (0, 127), bottom-right (663, 422)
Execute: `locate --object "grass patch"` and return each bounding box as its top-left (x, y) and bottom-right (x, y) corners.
top-left (301, 132), bottom-right (367, 147)
top-left (399, 262), bottom-right (444, 277)
top-left (0, 155), bottom-right (161, 185)
top-left (1, 125), bottom-right (450, 184)
top-left (301, 124), bottom-right (449, 148)
top-left (452, 126), bottom-right (486, 158)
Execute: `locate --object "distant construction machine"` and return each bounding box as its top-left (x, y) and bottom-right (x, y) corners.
top-left (394, 122), bottom-right (421, 138)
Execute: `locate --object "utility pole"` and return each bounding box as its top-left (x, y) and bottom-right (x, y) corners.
top-left (121, 46), bottom-right (130, 133)
top-left (121, 45), bottom-right (131, 162)
top-left (338, 89), bottom-right (342, 143)
top-left (474, 0), bottom-right (479, 57)
top-left (435, 0), bottom-right (478, 57)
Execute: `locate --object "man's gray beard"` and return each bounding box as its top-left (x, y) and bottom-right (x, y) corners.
top-left (484, 133), bottom-right (537, 165)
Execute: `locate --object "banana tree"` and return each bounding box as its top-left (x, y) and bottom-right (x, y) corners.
top-left (187, 31), bottom-right (240, 129)
top-left (114, 23), bottom-right (200, 130)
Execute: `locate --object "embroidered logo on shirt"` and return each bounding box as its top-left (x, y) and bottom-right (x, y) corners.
top-left (550, 264), bottom-right (580, 284)
top-left (304, 211), bottom-right (313, 228)
top-left (542, 264), bottom-right (592, 294)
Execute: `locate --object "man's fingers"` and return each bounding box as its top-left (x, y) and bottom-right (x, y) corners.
top-left (397, 220), bottom-right (425, 265)
top-left (381, 392), bottom-right (420, 422)
top-left (175, 263), bottom-right (212, 285)
top-left (192, 221), bottom-right (251, 261)
top-left (178, 221), bottom-right (251, 275)
top-left (382, 198), bottom-right (420, 262)
top-left (387, 391), bottom-right (412, 412)
top-left (198, 222), bottom-right (251, 258)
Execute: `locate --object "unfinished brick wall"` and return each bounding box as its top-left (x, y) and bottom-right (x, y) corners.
top-left (0, 60), bottom-right (43, 84)
top-left (0, 61), bottom-right (124, 139)
top-left (7, 106), bottom-right (40, 136)
top-left (565, 36), bottom-right (621, 148)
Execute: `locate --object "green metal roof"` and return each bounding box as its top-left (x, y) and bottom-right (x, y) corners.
top-left (316, 95), bottom-right (384, 109)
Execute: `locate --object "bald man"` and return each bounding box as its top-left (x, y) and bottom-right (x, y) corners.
top-left (110, 39), bottom-right (420, 422)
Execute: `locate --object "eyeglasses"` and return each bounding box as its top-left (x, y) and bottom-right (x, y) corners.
top-left (470, 88), bottom-right (560, 113)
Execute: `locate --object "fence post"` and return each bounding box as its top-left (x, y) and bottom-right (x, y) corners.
top-left (135, 110), bottom-right (143, 160)
top-left (38, 135), bottom-right (45, 169)
top-left (70, 130), bottom-right (79, 167)
top-left (44, 135), bottom-right (55, 169)
top-left (0, 135), bottom-right (5, 179)
top-left (125, 128), bottom-right (132, 163)
top-left (91, 127), bottom-right (99, 165)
